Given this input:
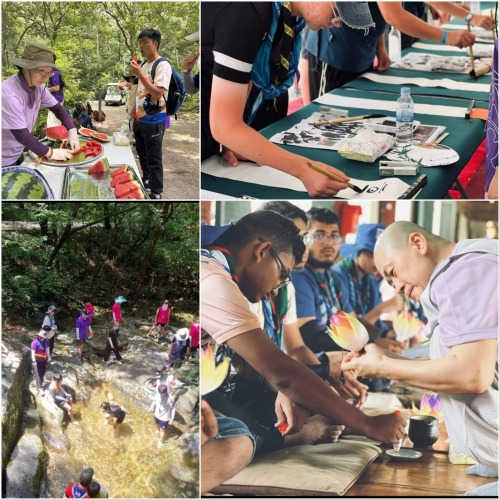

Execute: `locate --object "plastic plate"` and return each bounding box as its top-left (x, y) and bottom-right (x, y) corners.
top-left (386, 449), bottom-right (422, 460)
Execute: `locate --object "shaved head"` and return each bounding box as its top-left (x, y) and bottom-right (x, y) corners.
top-left (374, 222), bottom-right (454, 301)
top-left (374, 221), bottom-right (445, 257)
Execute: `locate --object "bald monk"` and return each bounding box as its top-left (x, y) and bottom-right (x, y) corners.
top-left (342, 221), bottom-right (498, 496)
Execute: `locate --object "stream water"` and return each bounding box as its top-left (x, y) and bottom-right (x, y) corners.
top-left (45, 381), bottom-right (196, 498)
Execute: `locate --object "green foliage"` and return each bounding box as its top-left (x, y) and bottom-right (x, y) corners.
top-left (2, 2), bottom-right (200, 103)
top-left (2, 202), bottom-right (199, 327)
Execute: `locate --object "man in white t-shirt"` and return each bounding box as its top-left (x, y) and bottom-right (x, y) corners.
top-left (129, 28), bottom-right (171, 199)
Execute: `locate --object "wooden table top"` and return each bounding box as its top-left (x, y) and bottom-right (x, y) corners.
top-left (346, 425), bottom-right (493, 497)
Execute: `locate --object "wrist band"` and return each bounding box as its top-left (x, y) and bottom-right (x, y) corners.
top-left (140, 75), bottom-right (147, 84)
top-left (441, 30), bottom-right (449, 44)
top-left (465, 11), bottom-right (473, 24)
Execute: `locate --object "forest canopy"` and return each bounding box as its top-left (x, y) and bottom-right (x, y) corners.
top-left (2, 202), bottom-right (199, 327)
top-left (1, 1), bottom-right (199, 108)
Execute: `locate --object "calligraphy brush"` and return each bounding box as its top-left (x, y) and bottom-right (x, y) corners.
top-left (313, 113), bottom-right (386, 127)
top-left (467, 23), bottom-right (477, 81)
top-left (307, 162), bottom-right (363, 193)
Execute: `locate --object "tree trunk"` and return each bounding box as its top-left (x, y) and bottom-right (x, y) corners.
top-left (132, 203), bottom-right (172, 295)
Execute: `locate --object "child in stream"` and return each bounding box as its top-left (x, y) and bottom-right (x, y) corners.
top-left (149, 383), bottom-right (176, 449)
top-left (100, 401), bottom-right (129, 431)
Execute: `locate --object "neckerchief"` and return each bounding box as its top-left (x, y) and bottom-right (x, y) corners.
top-left (261, 286), bottom-right (288, 350)
top-left (305, 263), bottom-right (342, 323)
top-left (247, 1), bottom-right (305, 124)
top-left (202, 245), bottom-right (239, 283)
top-left (343, 259), bottom-right (371, 316)
top-left (18, 73), bottom-right (36, 109)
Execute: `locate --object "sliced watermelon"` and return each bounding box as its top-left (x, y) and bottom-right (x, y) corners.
top-left (88, 158), bottom-right (110, 175)
top-left (78, 127), bottom-right (94, 137)
top-left (116, 191), bottom-right (146, 200)
top-left (110, 171), bottom-right (134, 188)
top-left (114, 181), bottom-right (142, 198)
top-left (89, 131), bottom-right (111, 142)
top-left (46, 126), bottom-right (69, 142)
top-left (110, 165), bottom-right (129, 178)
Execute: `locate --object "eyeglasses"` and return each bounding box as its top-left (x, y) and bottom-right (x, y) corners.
top-left (303, 234), bottom-right (315, 246)
top-left (311, 233), bottom-right (343, 244)
top-left (258, 237), bottom-right (291, 290)
top-left (33, 68), bottom-right (53, 78)
top-left (330, 3), bottom-right (342, 24)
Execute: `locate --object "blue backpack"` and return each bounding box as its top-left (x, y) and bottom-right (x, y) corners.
top-left (143, 57), bottom-right (187, 119)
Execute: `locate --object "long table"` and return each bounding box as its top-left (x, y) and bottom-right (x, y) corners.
top-left (21, 140), bottom-right (140, 199)
top-left (201, 12), bottom-right (493, 200)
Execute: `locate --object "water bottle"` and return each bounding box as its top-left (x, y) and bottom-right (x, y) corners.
top-left (396, 87), bottom-right (414, 146)
top-left (388, 26), bottom-right (402, 63)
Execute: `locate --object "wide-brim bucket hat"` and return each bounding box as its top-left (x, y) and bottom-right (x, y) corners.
top-left (12, 43), bottom-right (57, 69)
top-left (336, 2), bottom-right (375, 31)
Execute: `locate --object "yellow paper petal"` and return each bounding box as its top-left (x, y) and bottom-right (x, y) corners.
top-left (200, 344), bottom-right (231, 396)
top-left (328, 312), bottom-right (369, 351)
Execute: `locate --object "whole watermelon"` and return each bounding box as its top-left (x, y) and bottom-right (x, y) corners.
top-left (2, 166), bottom-right (54, 199)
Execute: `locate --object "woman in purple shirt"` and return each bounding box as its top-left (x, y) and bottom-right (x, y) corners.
top-left (2, 43), bottom-right (79, 166)
top-left (46, 54), bottom-right (66, 128)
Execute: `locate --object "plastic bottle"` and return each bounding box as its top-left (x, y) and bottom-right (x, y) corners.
top-left (388, 26), bottom-right (402, 63)
top-left (396, 87), bottom-right (414, 146)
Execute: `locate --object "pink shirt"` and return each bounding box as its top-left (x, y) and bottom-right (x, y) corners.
top-left (2, 74), bottom-right (57, 166)
top-left (200, 253), bottom-right (261, 345)
top-left (84, 303), bottom-right (95, 323)
top-left (156, 305), bottom-right (170, 324)
top-left (112, 302), bottom-right (122, 322)
top-left (189, 322), bottom-right (200, 347)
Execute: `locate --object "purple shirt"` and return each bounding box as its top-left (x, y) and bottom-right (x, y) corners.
top-left (2, 73), bottom-right (58, 166)
top-left (421, 239), bottom-right (498, 348)
top-left (485, 39), bottom-right (498, 192)
top-left (75, 316), bottom-right (90, 340)
top-left (48, 70), bottom-right (64, 103)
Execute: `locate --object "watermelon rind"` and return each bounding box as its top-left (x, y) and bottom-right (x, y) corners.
top-left (78, 128), bottom-right (94, 137)
top-left (46, 126), bottom-right (69, 142)
top-left (89, 131), bottom-right (111, 142)
top-left (88, 158), bottom-right (110, 174)
top-left (2, 166), bottom-right (55, 199)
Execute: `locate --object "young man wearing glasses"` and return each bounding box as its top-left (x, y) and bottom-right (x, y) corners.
top-left (291, 207), bottom-right (347, 354)
top-left (200, 210), bottom-right (405, 492)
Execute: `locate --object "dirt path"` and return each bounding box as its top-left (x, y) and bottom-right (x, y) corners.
top-left (88, 101), bottom-right (199, 200)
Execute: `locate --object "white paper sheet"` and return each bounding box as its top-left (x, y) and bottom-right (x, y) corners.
top-left (201, 155), bottom-right (418, 199)
top-left (358, 69), bottom-right (489, 91)
top-left (412, 42), bottom-right (495, 57)
top-left (315, 94), bottom-right (470, 118)
top-left (390, 53), bottom-right (491, 75)
top-left (269, 112), bottom-right (364, 151)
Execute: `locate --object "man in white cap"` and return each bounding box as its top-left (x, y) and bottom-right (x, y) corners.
top-left (2, 43), bottom-right (80, 167)
top-left (31, 328), bottom-right (51, 395)
top-left (167, 328), bottom-right (191, 368)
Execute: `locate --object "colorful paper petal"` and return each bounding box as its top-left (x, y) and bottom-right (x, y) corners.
top-left (327, 312), bottom-right (369, 351)
top-left (200, 344), bottom-right (231, 396)
top-left (393, 310), bottom-right (426, 342)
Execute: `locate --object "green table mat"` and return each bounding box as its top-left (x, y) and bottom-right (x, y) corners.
top-left (202, 91), bottom-right (488, 200)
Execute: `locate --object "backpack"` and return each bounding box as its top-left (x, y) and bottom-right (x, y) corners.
top-left (141, 57), bottom-right (187, 119)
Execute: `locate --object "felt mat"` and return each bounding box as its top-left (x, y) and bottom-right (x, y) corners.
top-left (212, 437), bottom-right (382, 497)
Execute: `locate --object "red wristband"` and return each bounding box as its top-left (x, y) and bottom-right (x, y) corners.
top-left (140, 75), bottom-right (147, 84)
